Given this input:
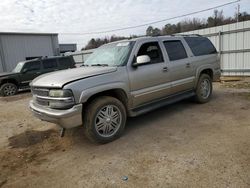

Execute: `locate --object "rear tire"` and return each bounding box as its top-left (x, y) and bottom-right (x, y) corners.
top-left (194, 74), bottom-right (212, 103)
top-left (0, 83), bottom-right (18, 96)
top-left (83, 96), bottom-right (127, 144)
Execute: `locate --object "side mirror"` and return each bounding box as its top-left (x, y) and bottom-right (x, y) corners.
top-left (133, 55), bottom-right (151, 67)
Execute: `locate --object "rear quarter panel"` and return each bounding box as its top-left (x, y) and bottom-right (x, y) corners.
top-left (192, 54), bottom-right (220, 85)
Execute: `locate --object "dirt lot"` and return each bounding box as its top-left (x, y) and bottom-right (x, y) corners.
top-left (0, 80), bottom-right (250, 188)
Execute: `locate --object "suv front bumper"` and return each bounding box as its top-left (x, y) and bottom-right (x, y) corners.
top-left (29, 100), bottom-right (82, 129)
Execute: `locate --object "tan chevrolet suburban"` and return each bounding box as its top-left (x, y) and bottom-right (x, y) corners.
top-left (29, 35), bottom-right (221, 143)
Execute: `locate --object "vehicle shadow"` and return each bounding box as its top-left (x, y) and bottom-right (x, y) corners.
top-left (124, 99), bottom-right (194, 135)
top-left (67, 99), bottom-right (196, 146)
top-left (63, 90), bottom-right (220, 146)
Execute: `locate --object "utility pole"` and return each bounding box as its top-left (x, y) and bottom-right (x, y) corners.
top-left (237, 4), bottom-right (240, 22)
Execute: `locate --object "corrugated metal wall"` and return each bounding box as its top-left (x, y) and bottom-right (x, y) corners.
top-left (0, 56), bottom-right (3, 72)
top-left (59, 44), bottom-right (77, 53)
top-left (0, 34), bottom-right (59, 72)
top-left (0, 50), bottom-right (3, 72)
top-left (182, 20), bottom-right (250, 76)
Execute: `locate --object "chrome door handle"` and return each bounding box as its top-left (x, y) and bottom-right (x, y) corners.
top-left (163, 67), bottom-right (168, 72)
top-left (186, 63), bottom-right (191, 68)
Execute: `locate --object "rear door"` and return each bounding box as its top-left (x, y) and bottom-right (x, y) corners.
top-left (57, 57), bottom-right (75, 70)
top-left (41, 58), bottom-right (58, 73)
top-left (128, 40), bottom-right (171, 107)
top-left (162, 39), bottom-right (195, 94)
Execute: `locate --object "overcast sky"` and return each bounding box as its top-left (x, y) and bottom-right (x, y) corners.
top-left (0, 0), bottom-right (249, 49)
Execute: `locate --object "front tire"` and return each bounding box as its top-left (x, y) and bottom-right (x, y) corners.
top-left (83, 96), bottom-right (127, 144)
top-left (0, 83), bottom-right (18, 96)
top-left (194, 74), bottom-right (212, 103)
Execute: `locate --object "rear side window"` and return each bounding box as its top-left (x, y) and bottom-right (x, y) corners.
top-left (58, 57), bottom-right (73, 68)
top-left (163, 40), bottom-right (187, 61)
top-left (184, 37), bottom-right (217, 56)
top-left (42, 59), bottom-right (57, 69)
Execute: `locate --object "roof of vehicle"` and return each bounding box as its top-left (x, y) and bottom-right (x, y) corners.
top-left (104, 34), bottom-right (203, 45)
top-left (20, 56), bottom-right (72, 64)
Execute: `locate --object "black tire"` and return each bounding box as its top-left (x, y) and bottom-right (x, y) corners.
top-left (0, 83), bottom-right (18, 96)
top-left (194, 74), bottom-right (212, 103)
top-left (83, 96), bottom-right (127, 144)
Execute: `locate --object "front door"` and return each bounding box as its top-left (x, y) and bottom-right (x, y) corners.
top-left (20, 61), bottom-right (42, 88)
top-left (128, 41), bottom-right (171, 107)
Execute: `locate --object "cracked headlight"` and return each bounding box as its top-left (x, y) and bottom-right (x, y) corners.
top-left (48, 89), bottom-right (75, 109)
top-left (49, 89), bottom-right (73, 98)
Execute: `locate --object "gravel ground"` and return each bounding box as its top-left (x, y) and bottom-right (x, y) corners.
top-left (0, 81), bottom-right (250, 188)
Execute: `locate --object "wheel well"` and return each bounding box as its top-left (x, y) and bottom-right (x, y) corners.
top-left (0, 79), bottom-right (18, 87)
top-left (200, 69), bottom-right (213, 79)
top-left (84, 89), bottom-right (128, 109)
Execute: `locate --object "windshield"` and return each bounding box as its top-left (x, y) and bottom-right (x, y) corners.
top-left (12, 62), bottom-right (24, 73)
top-left (84, 41), bottom-right (134, 66)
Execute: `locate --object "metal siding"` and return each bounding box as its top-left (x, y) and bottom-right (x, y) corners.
top-left (0, 36), bottom-right (5, 72)
top-left (182, 20), bottom-right (250, 76)
top-left (0, 34), bottom-right (58, 72)
top-left (52, 35), bottom-right (60, 55)
top-left (0, 52), bottom-right (3, 72)
top-left (59, 44), bottom-right (77, 53)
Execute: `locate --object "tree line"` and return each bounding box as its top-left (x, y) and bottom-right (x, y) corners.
top-left (83, 10), bottom-right (250, 50)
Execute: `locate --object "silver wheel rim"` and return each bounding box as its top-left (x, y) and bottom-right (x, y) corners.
top-left (3, 85), bottom-right (16, 96)
top-left (94, 105), bottom-right (122, 138)
top-left (200, 79), bottom-right (211, 99)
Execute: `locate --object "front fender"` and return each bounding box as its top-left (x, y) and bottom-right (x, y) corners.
top-left (79, 82), bottom-right (130, 104)
top-left (0, 77), bottom-right (20, 87)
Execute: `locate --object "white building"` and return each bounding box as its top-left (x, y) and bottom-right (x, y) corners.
top-left (59, 43), bottom-right (77, 53)
top-left (0, 32), bottom-right (59, 72)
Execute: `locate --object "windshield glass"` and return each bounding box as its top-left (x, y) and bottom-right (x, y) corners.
top-left (12, 62), bottom-right (24, 73)
top-left (84, 41), bottom-right (134, 66)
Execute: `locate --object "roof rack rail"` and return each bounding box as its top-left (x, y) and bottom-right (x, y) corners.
top-left (171, 34), bottom-right (202, 37)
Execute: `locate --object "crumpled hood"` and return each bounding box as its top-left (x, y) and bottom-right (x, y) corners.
top-left (0, 72), bottom-right (19, 78)
top-left (31, 66), bottom-right (117, 88)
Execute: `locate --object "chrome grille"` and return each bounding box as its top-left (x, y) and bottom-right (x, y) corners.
top-left (31, 87), bottom-right (75, 109)
top-left (32, 88), bottom-right (49, 97)
top-left (32, 87), bottom-right (50, 106)
top-left (36, 97), bottom-right (49, 106)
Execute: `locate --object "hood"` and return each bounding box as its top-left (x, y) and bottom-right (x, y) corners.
top-left (0, 72), bottom-right (19, 78)
top-left (31, 66), bottom-right (117, 88)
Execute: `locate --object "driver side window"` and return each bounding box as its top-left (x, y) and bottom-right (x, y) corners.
top-left (23, 61), bottom-right (41, 72)
top-left (137, 42), bottom-right (163, 64)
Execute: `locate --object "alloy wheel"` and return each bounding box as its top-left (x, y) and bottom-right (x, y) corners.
top-left (200, 79), bottom-right (211, 99)
top-left (3, 85), bottom-right (16, 96)
top-left (94, 105), bottom-right (122, 138)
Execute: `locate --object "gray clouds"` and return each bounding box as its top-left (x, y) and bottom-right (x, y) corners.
top-left (0, 0), bottom-right (249, 49)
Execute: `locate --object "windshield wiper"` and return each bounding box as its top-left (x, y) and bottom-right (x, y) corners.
top-left (91, 64), bottom-right (109, 67)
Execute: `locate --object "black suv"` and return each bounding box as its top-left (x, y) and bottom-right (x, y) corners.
top-left (0, 56), bottom-right (75, 96)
